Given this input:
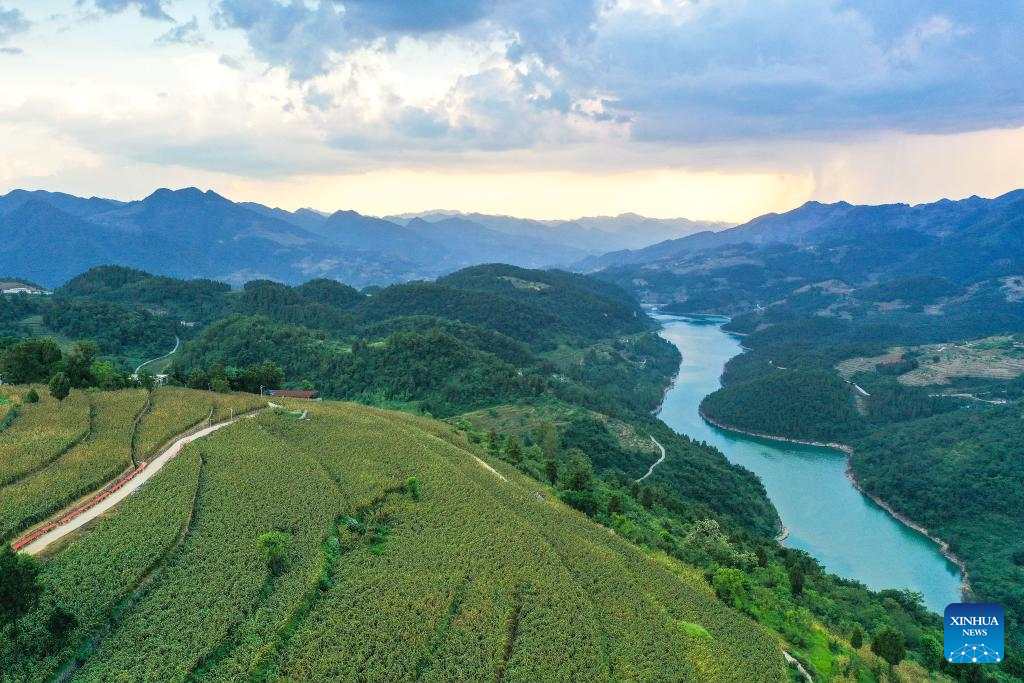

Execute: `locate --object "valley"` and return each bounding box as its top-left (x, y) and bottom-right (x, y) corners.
top-left (6, 5), bottom-right (1023, 681)
top-left (2, 258), bottom-right (972, 682)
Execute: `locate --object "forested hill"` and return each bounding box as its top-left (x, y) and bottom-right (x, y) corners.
top-left (613, 191), bottom-right (1024, 679)
top-left (2, 261), bottom-right (967, 681)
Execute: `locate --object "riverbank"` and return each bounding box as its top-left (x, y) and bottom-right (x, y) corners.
top-left (698, 407), bottom-right (854, 454)
top-left (698, 407), bottom-right (971, 600)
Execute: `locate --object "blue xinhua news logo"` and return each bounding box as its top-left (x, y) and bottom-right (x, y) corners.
top-left (944, 603), bottom-right (1004, 664)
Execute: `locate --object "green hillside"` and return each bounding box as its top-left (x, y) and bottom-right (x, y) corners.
top-left (1, 399), bottom-right (785, 683)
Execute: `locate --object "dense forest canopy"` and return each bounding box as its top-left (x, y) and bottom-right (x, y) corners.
top-left (1, 258), bottom-right (1014, 681)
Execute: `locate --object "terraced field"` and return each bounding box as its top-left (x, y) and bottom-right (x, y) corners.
top-left (0, 386), bottom-right (268, 545)
top-left (3, 396), bottom-right (786, 683)
top-left (0, 386), bottom-right (90, 487)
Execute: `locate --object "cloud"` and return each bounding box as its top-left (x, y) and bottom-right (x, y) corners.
top-left (218, 54), bottom-right (242, 70)
top-left (155, 16), bottom-right (207, 46)
top-left (0, 46), bottom-right (22, 55)
top-left (212, 0), bottom-right (349, 81)
top-left (209, 0), bottom-right (1024, 146)
top-left (0, 5), bottom-right (29, 43)
top-left (77, 0), bottom-right (173, 21)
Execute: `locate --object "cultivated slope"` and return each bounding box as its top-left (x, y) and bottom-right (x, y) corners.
top-left (3, 398), bottom-right (785, 683)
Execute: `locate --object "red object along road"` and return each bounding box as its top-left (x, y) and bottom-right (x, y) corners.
top-left (12, 462), bottom-right (149, 551)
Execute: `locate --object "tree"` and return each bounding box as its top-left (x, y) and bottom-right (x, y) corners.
top-left (486, 429), bottom-right (501, 456)
top-left (640, 486), bottom-right (654, 509)
top-left (208, 363), bottom-right (229, 393)
top-left (137, 370), bottom-right (157, 391)
top-left (536, 420), bottom-right (560, 459)
top-left (608, 494), bottom-right (624, 514)
top-left (65, 340), bottom-right (98, 388)
top-left (919, 634), bottom-right (943, 670)
top-left (503, 435), bottom-right (523, 464)
top-left (257, 531), bottom-right (292, 576)
top-left (712, 567), bottom-right (749, 609)
top-left (0, 338), bottom-right (62, 384)
top-left (782, 608), bottom-right (813, 646)
top-left (561, 449), bottom-right (593, 491)
top-left (24, 388), bottom-right (39, 404)
top-left (871, 627), bottom-right (906, 667)
top-left (788, 563), bottom-right (805, 596)
top-left (90, 360), bottom-right (120, 390)
top-left (544, 458), bottom-right (559, 485)
top-left (187, 367), bottom-right (209, 390)
top-left (49, 372), bottom-right (71, 403)
top-left (239, 360), bottom-right (284, 394)
top-left (850, 624), bottom-right (865, 649)
top-left (0, 544), bottom-right (40, 626)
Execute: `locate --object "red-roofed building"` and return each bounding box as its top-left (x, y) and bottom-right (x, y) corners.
top-left (268, 389), bottom-right (319, 400)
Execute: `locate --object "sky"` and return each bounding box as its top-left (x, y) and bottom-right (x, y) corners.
top-left (0, 0), bottom-right (1022, 222)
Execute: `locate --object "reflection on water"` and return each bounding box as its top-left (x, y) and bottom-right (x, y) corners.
top-left (655, 314), bottom-right (962, 613)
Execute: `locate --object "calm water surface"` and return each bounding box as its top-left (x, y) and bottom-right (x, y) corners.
top-left (654, 313), bottom-right (962, 613)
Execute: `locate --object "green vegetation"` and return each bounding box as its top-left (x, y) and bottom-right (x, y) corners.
top-left (853, 405), bottom-right (1024, 677)
top-left (0, 447), bottom-right (202, 682)
top-left (133, 386), bottom-right (214, 460)
top-left (43, 299), bottom-right (179, 360)
top-left (1, 402), bottom-right (788, 682)
top-left (662, 297), bottom-right (1024, 680)
top-left (0, 386), bottom-right (89, 487)
top-left (0, 386), bottom-right (264, 545)
top-left (1, 259), bottom-right (999, 681)
top-left (0, 390), bottom-right (148, 542)
top-left (702, 369), bottom-right (862, 442)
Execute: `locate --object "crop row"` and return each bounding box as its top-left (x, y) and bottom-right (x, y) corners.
top-left (1, 386), bottom-right (266, 544)
top-left (211, 391), bottom-right (268, 422)
top-left (254, 402), bottom-right (782, 682)
top-left (134, 387), bottom-right (214, 461)
top-left (0, 448), bottom-right (202, 683)
top-left (11, 399), bottom-right (784, 682)
top-left (0, 387), bottom-right (90, 487)
top-left (0, 390), bottom-right (148, 541)
top-left (75, 418), bottom-right (341, 682)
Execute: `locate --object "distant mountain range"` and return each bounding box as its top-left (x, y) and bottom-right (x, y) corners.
top-left (0, 188), bottom-right (724, 288)
top-left (578, 190), bottom-right (1024, 273)
top-left (590, 190), bottom-right (1024, 320)
top-left (387, 210), bottom-right (730, 253)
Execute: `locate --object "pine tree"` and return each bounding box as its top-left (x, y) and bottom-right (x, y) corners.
top-left (850, 624), bottom-right (864, 649)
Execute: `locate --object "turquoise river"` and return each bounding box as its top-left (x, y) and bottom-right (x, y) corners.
top-left (654, 313), bottom-right (962, 613)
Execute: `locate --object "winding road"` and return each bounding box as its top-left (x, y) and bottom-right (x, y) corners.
top-left (134, 336), bottom-right (181, 376)
top-left (16, 409), bottom-right (258, 556)
top-left (636, 436), bottom-right (666, 482)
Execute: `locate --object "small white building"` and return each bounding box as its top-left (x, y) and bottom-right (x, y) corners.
top-left (1, 284), bottom-right (50, 296)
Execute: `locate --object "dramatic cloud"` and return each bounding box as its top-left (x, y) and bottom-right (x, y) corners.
top-left (2, 0), bottom-right (1023, 220)
top-left (77, 0), bottom-right (173, 21)
top-left (155, 16), bottom-right (206, 46)
top-left (210, 0), bottom-right (1024, 144)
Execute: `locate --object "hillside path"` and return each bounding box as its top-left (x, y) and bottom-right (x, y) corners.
top-left (17, 408), bottom-right (260, 556)
top-left (636, 437), bottom-right (666, 482)
top-left (134, 335), bottom-right (180, 375)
